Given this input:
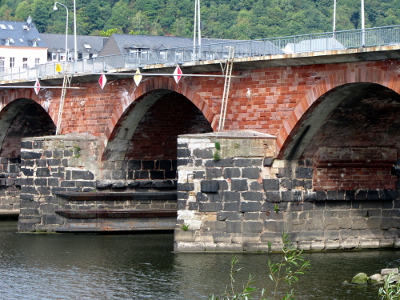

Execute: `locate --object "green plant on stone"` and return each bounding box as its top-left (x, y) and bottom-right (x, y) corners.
top-left (74, 145), bottom-right (81, 158)
top-left (274, 203), bottom-right (280, 213)
top-left (215, 142), bottom-right (221, 150)
top-left (213, 151), bottom-right (221, 161)
top-left (379, 271), bottom-right (400, 300)
top-left (181, 223), bottom-right (190, 231)
top-left (209, 232), bottom-right (310, 300)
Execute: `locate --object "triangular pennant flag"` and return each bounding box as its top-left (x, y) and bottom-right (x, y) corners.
top-left (173, 65), bottom-right (183, 84)
top-left (34, 79), bottom-right (41, 95)
top-left (55, 63), bottom-right (63, 73)
top-left (98, 74), bottom-right (107, 89)
top-left (134, 68), bottom-right (142, 86)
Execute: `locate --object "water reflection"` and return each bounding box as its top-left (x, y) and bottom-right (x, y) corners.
top-left (0, 221), bottom-right (399, 299)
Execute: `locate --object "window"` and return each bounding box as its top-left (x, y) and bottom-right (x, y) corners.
top-left (22, 57), bottom-right (28, 68)
top-left (159, 51), bottom-right (166, 60)
top-left (141, 51), bottom-right (148, 59)
top-left (7, 25), bottom-right (13, 30)
top-left (0, 57), bottom-right (4, 71)
top-left (51, 53), bottom-right (58, 61)
top-left (9, 57), bottom-right (15, 68)
top-left (175, 52), bottom-right (183, 61)
top-left (35, 58), bottom-right (40, 65)
top-left (0, 24), bottom-right (6, 29)
top-left (83, 43), bottom-right (91, 49)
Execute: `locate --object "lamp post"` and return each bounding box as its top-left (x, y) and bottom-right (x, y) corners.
top-left (73, 0), bottom-right (77, 60)
top-left (53, 2), bottom-right (68, 61)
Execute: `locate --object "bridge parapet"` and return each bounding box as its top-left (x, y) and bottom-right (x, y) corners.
top-left (2, 25), bottom-right (400, 83)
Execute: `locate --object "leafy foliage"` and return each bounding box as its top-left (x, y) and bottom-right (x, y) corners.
top-left (209, 233), bottom-right (310, 300)
top-left (1, 0), bottom-right (400, 38)
top-left (379, 272), bottom-right (400, 300)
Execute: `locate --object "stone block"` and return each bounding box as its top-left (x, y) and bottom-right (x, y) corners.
top-left (205, 158), bottom-right (234, 168)
top-left (21, 151), bottom-right (42, 160)
top-left (212, 233), bottom-right (231, 243)
top-left (231, 179), bottom-right (247, 191)
top-left (224, 202), bottom-right (240, 211)
top-left (199, 202), bottom-right (222, 212)
top-left (223, 168), bottom-right (241, 179)
top-left (177, 148), bottom-right (191, 158)
top-left (263, 158), bottom-right (274, 167)
top-left (265, 191), bottom-right (281, 202)
top-left (325, 240), bottom-right (340, 250)
top-left (223, 191), bottom-right (240, 202)
top-left (243, 221), bottom-right (263, 233)
top-left (242, 191), bottom-right (264, 201)
top-left (177, 182), bottom-right (194, 191)
top-left (249, 181), bottom-right (262, 191)
top-left (217, 211), bottom-right (242, 221)
top-left (263, 179), bottom-right (279, 191)
top-left (242, 168), bottom-right (260, 179)
top-left (241, 201), bottom-right (262, 212)
top-left (295, 167), bottom-right (313, 179)
top-left (193, 149), bottom-right (213, 159)
top-left (193, 171), bottom-right (205, 179)
top-left (226, 221), bottom-right (243, 233)
top-left (201, 180), bottom-right (219, 193)
top-left (243, 212), bottom-right (261, 220)
top-left (206, 168), bottom-right (223, 179)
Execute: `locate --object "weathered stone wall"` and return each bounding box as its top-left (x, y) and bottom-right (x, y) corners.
top-left (18, 134), bottom-right (101, 231)
top-left (0, 157), bottom-right (20, 211)
top-left (18, 134), bottom-right (178, 232)
top-left (174, 131), bottom-right (400, 252)
top-left (100, 159), bottom-right (177, 182)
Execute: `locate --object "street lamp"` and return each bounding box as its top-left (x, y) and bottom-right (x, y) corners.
top-left (73, 0), bottom-right (77, 60)
top-left (53, 2), bottom-right (68, 61)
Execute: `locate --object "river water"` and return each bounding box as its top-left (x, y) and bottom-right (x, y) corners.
top-left (0, 220), bottom-right (399, 300)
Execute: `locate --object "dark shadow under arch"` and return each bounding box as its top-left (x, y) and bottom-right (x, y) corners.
top-left (279, 82), bottom-right (400, 160)
top-left (103, 89), bottom-right (213, 162)
top-left (0, 98), bottom-right (56, 157)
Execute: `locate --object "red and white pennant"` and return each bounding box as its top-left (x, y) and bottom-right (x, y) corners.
top-left (173, 66), bottom-right (183, 84)
top-left (34, 79), bottom-right (41, 95)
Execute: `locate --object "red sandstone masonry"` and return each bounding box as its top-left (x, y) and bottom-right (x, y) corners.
top-left (1, 61), bottom-right (400, 160)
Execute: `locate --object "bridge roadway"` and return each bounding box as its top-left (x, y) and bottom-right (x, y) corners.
top-left (1, 44), bottom-right (400, 251)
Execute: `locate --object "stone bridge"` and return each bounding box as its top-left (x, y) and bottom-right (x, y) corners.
top-left (1, 45), bottom-right (400, 251)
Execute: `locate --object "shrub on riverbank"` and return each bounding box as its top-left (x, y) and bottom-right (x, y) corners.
top-left (209, 233), bottom-right (310, 300)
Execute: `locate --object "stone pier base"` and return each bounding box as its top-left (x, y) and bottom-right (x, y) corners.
top-left (174, 131), bottom-right (400, 252)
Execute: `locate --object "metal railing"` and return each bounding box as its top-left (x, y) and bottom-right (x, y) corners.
top-left (1, 25), bottom-right (400, 83)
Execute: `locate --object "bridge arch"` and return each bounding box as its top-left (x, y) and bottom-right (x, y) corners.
top-left (277, 66), bottom-right (400, 159)
top-left (103, 76), bottom-right (216, 151)
top-left (102, 88), bottom-right (213, 162)
top-left (0, 98), bottom-right (56, 157)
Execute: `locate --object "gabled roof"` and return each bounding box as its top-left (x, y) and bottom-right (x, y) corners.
top-left (40, 33), bottom-right (108, 54)
top-left (98, 34), bottom-right (230, 56)
top-left (0, 18), bottom-right (45, 47)
top-left (284, 37), bottom-right (346, 53)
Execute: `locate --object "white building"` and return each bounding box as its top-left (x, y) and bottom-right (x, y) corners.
top-left (284, 37), bottom-right (346, 54)
top-left (0, 17), bottom-right (47, 75)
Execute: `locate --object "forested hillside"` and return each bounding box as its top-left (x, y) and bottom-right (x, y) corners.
top-left (1, 0), bottom-right (399, 39)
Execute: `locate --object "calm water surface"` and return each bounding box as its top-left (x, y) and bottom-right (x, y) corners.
top-left (0, 221), bottom-right (399, 299)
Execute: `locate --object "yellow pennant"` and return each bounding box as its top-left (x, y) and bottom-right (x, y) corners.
top-left (55, 63), bottom-right (62, 73)
top-left (133, 68), bottom-right (142, 86)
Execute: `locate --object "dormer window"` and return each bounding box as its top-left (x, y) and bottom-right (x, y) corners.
top-left (22, 25), bottom-right (29, 31)
top-left (4, 38), bottom-right (14, 46)
top-left (31, 39), bottom-right (38, 47)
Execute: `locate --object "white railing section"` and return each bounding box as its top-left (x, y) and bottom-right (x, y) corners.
top-left (1, 25), bottom-right (400, 82)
